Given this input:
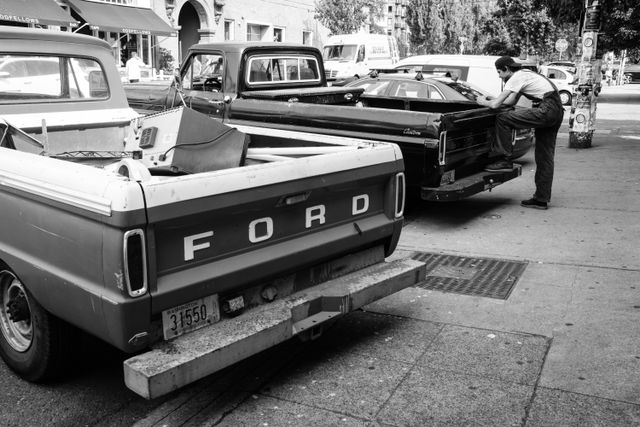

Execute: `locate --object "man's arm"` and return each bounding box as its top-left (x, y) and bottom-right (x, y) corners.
top-left (477, 89), bottom-right (519, 109)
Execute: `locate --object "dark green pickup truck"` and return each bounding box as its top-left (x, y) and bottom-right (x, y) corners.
top-left (125, 42), bottom-right (528, 201)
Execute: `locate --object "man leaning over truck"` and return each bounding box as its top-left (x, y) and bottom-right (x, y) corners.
top-left (477, 56), bottom-right (564, 210)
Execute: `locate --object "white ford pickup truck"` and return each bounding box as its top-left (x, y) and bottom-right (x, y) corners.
top-left (0, 27), bottom-right (424, 399)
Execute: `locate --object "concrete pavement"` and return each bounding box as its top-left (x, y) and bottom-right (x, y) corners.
top-left (88, 85), bottom-right (640, 426)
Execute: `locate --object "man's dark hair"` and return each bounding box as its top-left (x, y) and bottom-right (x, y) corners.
top-left (495, 56), bottom-right (522, 72)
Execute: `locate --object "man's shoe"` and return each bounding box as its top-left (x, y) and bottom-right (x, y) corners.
top-left (484, 160), bottom-right (514, 172)
top-left (521, 198), bottom-right (548, 210)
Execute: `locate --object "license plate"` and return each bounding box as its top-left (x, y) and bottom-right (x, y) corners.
top-left (440, 169), bottom-right (455, 185)
top-left (162, 295), bottom-right (220, 340)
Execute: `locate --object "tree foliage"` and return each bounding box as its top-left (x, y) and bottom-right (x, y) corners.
top-left (314, 0), bottom-right (386, 35)
top-left (483, 0), bottom-right (555, 58)
top-left (597, 1), bottom-right (640, 55)
top-left (537, 0), bottom-right (640, 60)
top-left (405, 0), bottom-right (495, 55)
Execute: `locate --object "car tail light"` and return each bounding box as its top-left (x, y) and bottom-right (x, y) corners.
top-left (123, 229), bottom-right (147, 297)
top-left (395, 172), bottom-right (405, 218)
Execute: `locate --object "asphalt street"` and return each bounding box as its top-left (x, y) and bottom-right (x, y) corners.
top-left (1, 84), bottom-right (639, 426)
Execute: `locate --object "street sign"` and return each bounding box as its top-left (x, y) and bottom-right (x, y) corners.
top-left (555, 38), bottom-right (568, 52)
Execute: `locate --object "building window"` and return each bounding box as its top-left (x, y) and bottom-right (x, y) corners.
top-left (302, 30), bottom-right (312, 45)
top-left (247, 23), bottom-right (267, 41)
top-left (224, 20), bottom-right (234, 41)
top-left (273, 27), bottom-right (284, 42)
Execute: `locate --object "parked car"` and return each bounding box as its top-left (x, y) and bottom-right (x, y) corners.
top-left (394, 54), bottom-right (504, 96)
top-left (394, 54), bottom-right (536, 109)
top-left (322, 34), bottom-right (400, 86)
top-left (346, 69), bottom-right (487, 101)
top-left (546, 61), bottom-right (577, 74)
top-left (539, 65), bottom-right (577, 105)
top-left (346, 70), bottom-right (534, 159)
top-left (624, 63), bottom-right (640, 83)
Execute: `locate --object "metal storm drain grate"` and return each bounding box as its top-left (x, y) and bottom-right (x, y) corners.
top-left (411, 252), bottom-right (528, 300)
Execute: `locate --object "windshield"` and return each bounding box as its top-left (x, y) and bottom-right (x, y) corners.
top-left (439, 79), bottom-right (488, 101)
top-left (347, 78), bottom-right (392, 95)
top-left (323, 45), bottom-right (358, 61)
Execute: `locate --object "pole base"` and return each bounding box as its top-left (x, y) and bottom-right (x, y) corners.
top-left (569, 131), bottom-right (593, 148)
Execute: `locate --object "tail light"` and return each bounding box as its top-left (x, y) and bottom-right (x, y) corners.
top-left (123, 229), bottom-right (147, 297)
top-left (395, 172), bottom-right (405, 218)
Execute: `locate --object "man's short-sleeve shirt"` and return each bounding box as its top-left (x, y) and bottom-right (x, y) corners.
top-left (504, 70), bottom-right (555, 100)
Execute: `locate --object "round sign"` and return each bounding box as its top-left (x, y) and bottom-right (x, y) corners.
top-left (555, 38), bottom-right (568, 52)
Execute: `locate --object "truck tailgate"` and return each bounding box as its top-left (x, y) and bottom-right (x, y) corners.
top-left (438, 107), bottom-right (498, 166)
top-left (138, 140), bottom-right (405, 315)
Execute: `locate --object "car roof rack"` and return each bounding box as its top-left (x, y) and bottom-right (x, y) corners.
top-left (368, 68), bottom-right (425, 81)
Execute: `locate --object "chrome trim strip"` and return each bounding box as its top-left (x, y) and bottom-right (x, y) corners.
top-left (0, 172), bottom-right (112, 216)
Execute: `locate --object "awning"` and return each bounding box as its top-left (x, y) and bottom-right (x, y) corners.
top-left (66, 0), bottom-right (175, 37)
top-left (0, 0), bottom-right (78, 27)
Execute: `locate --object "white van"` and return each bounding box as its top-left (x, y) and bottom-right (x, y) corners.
top-left (395, 54), bottom-right (503, 96)
top-left (322, 34), bottom-right (399, 86)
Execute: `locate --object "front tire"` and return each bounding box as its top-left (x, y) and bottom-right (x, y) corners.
top-left (559, 90), bottom-right (572, 106)
top-left (0, 265), bottom-right (73, 381)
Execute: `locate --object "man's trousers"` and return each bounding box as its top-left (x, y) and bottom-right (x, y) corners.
top-left (494, 91), bottom-right (564, 202)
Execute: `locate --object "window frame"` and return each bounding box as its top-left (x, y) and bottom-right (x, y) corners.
top-left (0, 53), bottom-right (110, 104)
top-left (245, 55), bottom-right (322, 86)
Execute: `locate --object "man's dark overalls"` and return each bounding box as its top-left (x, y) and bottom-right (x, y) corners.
top-left (494, 76), bottom-right (564, 203)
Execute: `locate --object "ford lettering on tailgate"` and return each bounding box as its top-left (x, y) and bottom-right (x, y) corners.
top-left (154, 181), bottom-right (385, 271)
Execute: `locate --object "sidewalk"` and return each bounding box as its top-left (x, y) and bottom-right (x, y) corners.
top-left (126, 85), bottom-right (640, 427)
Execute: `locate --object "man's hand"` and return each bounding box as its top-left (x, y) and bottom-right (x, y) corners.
top-left (477, 96), bottom-right (491, 107)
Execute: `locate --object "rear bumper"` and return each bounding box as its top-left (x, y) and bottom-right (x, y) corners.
top-left (421, 164), bottom-right (522, 201)
top-left (123, 257), bottom-right (425, 399)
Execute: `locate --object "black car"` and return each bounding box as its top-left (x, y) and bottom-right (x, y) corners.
top-left (346, 71), bottom-right (534, 158)
top-left (346, 70), bottom-right (488, 102)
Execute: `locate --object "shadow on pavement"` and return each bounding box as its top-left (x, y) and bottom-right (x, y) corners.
top-left (405, 196), bottom-right (514, 228)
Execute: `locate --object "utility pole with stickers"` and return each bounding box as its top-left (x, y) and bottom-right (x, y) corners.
top-left (569, 0), bottom-right (602, 148)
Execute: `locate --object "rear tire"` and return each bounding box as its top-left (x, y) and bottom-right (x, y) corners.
top-left (559, 90), bottom-right (572, 106)
top-left (0, 264), bottom-right (74, 382)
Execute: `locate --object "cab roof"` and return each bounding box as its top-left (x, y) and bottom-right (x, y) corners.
top-left (189, 41), bottom-right (319, 55)
top-left (0, 26), bottom-right (110, 50)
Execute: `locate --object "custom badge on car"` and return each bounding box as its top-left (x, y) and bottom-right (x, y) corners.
top-left (403, 128), bottom-right (421, 136)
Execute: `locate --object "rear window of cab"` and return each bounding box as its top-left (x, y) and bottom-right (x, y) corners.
top-left (0, 54), bottom-right (109, 104)
top-left (246, 55), bottom-right (321, 85)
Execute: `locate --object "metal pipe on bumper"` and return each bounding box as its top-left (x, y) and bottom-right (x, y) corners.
top-left (123, 258), bottom-right (425, 399)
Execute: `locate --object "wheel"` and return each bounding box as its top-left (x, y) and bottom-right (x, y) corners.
top-left (559, 90), bottom-right (572, 106)
top-left (0, 265), bottom-right (73, 381)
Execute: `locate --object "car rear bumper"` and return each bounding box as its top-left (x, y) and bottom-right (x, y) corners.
top-left (123, 256), bottom-right (425, 399)
top-left (421, 164), bottom-right (522, 201)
